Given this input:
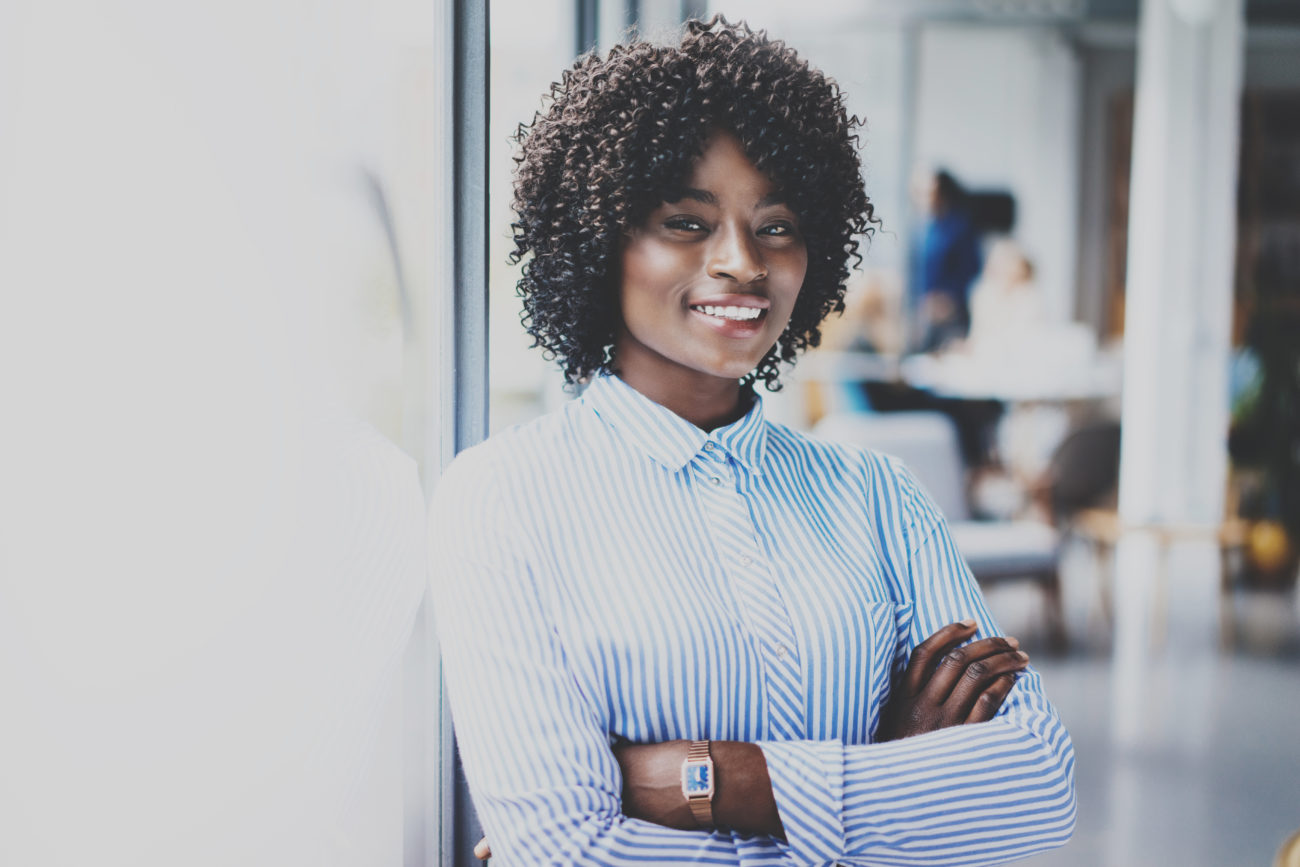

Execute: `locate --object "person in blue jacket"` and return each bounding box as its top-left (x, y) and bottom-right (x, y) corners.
top-left (910, 167), bottom-right (984, 352)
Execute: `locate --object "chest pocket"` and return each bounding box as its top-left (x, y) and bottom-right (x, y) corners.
top-left (779, 580), bottom-right (907, 744)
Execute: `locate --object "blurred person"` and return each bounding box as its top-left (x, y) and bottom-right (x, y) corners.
top-left (860, 236), bottom-right (1011, 468)
top-left (430, 17), bottom-right (1075, 866)
top-left (966, 238), bottom-right (1047, 357)
top-left (909, 166), bottom-right (983, 352)
top-left (964, 240), bottom-right (1055, 495)
top-left (961, 241), bottom-right (1111, 491)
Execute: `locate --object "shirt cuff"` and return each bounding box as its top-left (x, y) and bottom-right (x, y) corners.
top-left (758, 739), bottom-right (845, 865)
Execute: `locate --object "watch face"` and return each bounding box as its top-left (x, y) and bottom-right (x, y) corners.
top-left (684, 763), bottom-right (711, 796)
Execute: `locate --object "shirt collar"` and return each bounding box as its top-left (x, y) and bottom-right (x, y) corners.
top-left (583, 374), bottom-right (768, 474)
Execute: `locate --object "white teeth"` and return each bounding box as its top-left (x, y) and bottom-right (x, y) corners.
top-left (694, 305), bottom-right (763, 321)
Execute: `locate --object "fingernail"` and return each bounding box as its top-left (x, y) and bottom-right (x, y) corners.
top-left (959, 618), bottom-right (976, 628)
top-left (1016, 651), bottom-right (1030, 662)
top-left (1005, 636), bottom-right (1020, 649)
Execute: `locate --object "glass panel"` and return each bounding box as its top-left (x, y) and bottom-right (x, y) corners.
top-left (489, 0), bottom-right (575, 433)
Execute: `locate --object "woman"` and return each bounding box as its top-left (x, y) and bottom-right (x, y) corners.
top-left (431, 18), bottom-right (1075, 865)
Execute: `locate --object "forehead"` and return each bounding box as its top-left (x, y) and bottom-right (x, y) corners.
top-left (669, 131), bottom-right (786, 205)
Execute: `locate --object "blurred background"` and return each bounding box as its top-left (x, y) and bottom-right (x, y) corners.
top-left (2, 1), bottom-right (1297, 865)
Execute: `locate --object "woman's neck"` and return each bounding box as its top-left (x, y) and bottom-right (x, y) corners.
top-left (613, 369), bottom-right (749, 432)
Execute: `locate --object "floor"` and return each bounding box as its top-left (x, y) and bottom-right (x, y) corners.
top-left (985, 543), bottom-right (1300, 867)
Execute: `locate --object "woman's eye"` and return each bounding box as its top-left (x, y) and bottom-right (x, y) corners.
top-left (664, 217), bottom-right (706, 232)
top-left (761, 222), bottom-right (797, 237)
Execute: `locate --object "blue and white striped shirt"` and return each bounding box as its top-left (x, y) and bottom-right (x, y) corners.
top-left (430, 373), bottom-right (1075, 866)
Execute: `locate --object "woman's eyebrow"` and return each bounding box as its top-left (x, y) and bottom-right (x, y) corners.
top-left (666, 187), bottom-right (717, 205)
top-left (663, 188), bottom-right (789, 208)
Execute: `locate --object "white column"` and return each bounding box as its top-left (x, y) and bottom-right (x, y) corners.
top-left (1111, 0), bottom-right (1244, 747)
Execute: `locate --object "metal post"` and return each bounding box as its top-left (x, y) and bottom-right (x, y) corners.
top-left (442, 1), bottom-right (491, 863)
top-left (681, 0), bottom-right (706, 21)
top-left (453, 0), bottom-right (490, 457)
top-left (577, 0), bottom-right (599, 54)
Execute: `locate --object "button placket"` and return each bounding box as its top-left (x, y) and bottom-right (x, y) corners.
top-left (701, 449), bottom-right (731, 488)
top-left (693, 456), bottom-right (805, 739)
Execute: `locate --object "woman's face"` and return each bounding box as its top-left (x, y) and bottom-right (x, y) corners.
top-left (613, 131), bottom-right (808, 399)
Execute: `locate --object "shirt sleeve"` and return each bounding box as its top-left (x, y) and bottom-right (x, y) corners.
top-left (428, 448), bottom-right (796, 867)
top-left (759, 459), bottom-right (1077, 867)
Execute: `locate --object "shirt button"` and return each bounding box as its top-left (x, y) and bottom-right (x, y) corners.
top-left (709, 476), bottom-right (722, 486)
top-left (740, 556), bottom-right (753, 566)
top-left (775, 644), bottom-right (788, 658)
top-left (703, 442), bottom-right (715, 451)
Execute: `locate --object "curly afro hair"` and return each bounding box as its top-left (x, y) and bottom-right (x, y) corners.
top-left (509, 15), bottom-right (876, 390)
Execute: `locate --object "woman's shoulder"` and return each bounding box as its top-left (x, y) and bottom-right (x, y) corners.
top-left (435, 399), bottom-right (592, 495)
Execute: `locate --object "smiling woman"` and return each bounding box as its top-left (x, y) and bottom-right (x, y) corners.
top-left (508, 17), bottom-right (873, 398)
top-left (431, 15), bottom-right (1075, 867)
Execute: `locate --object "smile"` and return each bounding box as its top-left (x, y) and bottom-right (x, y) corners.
top-left (690, 305), bottom-right (765, 322)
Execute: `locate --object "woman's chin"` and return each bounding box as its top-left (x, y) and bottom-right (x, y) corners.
top-left (694, 355), bottom-right (766, 384)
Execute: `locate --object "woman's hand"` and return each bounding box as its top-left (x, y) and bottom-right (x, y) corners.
top-left (876, 620), bottom-right (1029, 742)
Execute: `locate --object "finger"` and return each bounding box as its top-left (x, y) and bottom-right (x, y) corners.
top-left (902, 620), bottom-right (978, 695)
top-left (965, 671), bottom-right (1021, 723)
top-left (917, 628), bottom-right (1021, 690)
top-left (920, 636), bottom-right (1024, 708)
top-left (474, 837), bottom-right (491, 860)
top-left (945, 650), bottom-right (1030, 722)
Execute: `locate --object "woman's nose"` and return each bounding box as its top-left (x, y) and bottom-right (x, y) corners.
top-left (706, 225), bottom-right (767, 285)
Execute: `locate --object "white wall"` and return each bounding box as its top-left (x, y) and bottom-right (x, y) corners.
top-left (914, 25), bottom-right (1083, 325)
top-left (0, 2), bottom-right (437, 863)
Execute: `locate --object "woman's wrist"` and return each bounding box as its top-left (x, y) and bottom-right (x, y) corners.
top-left (709, 741), bottom-right (785, 838)
top-left (614, 739), bottom-right (785, 838)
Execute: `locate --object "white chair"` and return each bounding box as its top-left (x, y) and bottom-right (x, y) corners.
top-left (815, 410), bottom-right (1066, 651)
